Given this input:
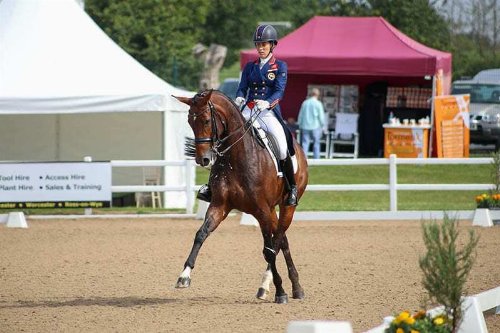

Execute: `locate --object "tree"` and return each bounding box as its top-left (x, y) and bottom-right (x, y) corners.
top-left (437, 0), bottom-right (500, 78)
top-left (85, 0), bottom-right (209, 90)
top-left (324, 0), bottom-right (451, 51)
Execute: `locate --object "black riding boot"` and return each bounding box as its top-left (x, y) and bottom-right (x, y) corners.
top-left (197, 183), bottom-right (212, 202)
top-left (280, 156), bottom-right (298, 206)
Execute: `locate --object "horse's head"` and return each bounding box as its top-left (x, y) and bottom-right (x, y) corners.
top-left (174, 90), bottom-right (222, 168)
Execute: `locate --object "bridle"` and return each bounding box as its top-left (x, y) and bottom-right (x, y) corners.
top-left (188, 92), bottom-right (260, 157)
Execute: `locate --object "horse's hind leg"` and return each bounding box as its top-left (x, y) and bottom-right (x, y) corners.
top-left (256, 210), bottom-right (288, 304)
top-left (262, 231), bottom-right (288, 304)
top-left (175, 205), bottom-right (227, 288)
top-left (282, 234), bottom-right (305, 299)
top-left (256, 264), bottom-right (272, 300)
top-left (278, 205), bottom-right (304, 299)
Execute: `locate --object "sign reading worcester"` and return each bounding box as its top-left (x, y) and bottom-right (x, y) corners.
top-left (0, 162), bottom-right (111, 209)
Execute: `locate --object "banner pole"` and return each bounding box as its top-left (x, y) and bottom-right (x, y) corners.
top-left (428, 75), bottom-right (436, 158)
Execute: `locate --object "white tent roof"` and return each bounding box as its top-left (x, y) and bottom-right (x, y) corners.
top-left (0, 0), bottom-right (192, 114)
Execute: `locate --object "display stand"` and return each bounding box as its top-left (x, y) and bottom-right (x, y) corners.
top-left (383, 124), bottom-right (431, 158)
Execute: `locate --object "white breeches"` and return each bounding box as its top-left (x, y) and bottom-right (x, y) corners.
top-left (242, 106), bottom-right (288, 160)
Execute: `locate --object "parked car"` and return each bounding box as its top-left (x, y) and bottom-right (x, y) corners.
top-left (218, 78), bottom-right (239, 101)
top-left (451, 70), bottom-right (500, 147)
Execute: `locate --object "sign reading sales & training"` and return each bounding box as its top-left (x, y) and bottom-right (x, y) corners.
top-left (0, 162), bottom-right (111, 209)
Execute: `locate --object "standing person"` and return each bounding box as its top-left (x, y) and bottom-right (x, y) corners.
top-left (197, 24), bottom-right (298, 206)
top-left (297, 88), bottom-right (326, 159)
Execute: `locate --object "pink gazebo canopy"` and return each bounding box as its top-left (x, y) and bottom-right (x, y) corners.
top-left (241, 16), bottom-right (451, 77)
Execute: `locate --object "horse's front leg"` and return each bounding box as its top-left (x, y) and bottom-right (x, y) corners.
top-left (175, 205), bottom-right (227, 288)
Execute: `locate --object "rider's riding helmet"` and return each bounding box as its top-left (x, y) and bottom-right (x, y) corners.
top-left (253, 24), bottom-right (278, 45)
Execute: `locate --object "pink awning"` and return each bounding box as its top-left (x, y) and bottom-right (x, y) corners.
top-left (241, 16), bottom-right (451, 77)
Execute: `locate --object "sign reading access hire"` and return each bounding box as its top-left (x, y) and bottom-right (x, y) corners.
top-left (0, 162), bottom-right (111, 209)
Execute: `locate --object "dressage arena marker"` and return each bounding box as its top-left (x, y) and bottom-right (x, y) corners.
top-left (287, 321), bottom-right (353, 333)
top-left (240, 212), bottom-right (259, 226)
top-left (472, 208), bottom-right (494, 227)
top-left (196, 201), bottom-right (209, 219)
top-left (6, 212), bottom-right (28, 228)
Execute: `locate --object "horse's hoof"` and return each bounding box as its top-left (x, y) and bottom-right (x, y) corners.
top-left (256, 287), bottom-right (269, 300)
top-left (292, 289), bottom-right (305, 300)
top-left (175, 277), bottom-right (191, 288)
top-left (275, 294), bottom-right (288, 304)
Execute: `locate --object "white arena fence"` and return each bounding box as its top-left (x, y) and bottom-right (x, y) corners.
top-left (111, 155), bottom-right (495, 214)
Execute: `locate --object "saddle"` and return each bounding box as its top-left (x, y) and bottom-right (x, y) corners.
top-left (251, 126), bottom-right (280, 164)
top-left (249, 122), bottom-right (285, 175)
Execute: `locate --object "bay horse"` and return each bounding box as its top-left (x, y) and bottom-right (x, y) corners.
top-left (173, 90), bottom-right (308, 304)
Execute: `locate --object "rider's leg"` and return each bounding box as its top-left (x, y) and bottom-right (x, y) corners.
top-left (197, 182), bottom-right (212, 202)
top-left (260, 112), bottom-right (298, 206)
top-left (280, 155), bottom-right (298, 206)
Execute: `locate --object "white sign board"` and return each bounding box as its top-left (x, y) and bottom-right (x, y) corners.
top-left (0, 162), bottom-right (111, 209)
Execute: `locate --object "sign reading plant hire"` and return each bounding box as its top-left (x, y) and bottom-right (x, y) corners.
top-left (0, 162), bottom-right (112, 209)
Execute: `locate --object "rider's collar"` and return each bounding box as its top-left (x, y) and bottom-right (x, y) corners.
top-left (259, 53), bottom-right (273, 68)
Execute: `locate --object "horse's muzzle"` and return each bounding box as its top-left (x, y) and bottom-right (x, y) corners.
top-left (201, 157), bottom-right (211, 167)
top-left (197, 152), bottom-right (215, 169)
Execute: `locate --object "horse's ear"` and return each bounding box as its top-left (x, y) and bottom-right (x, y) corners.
top-left (172, 96), bottom-right (192, 105)
top-left (199, 90), bottom-right (213, 105)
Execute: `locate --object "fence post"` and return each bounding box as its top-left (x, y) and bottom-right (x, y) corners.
top-left (389, 154), bottom-right (397, 212)
top-left (185, 160), bottom-right (193, 214)
top-left (84, 156), bottom-right (93, 214)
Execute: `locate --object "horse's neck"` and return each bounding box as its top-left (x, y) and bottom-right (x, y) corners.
top-left (220, 102), bottom-right (258, 162)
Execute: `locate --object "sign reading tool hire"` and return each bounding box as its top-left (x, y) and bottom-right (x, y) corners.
top-left (0, 162), bottom-right (111, 209)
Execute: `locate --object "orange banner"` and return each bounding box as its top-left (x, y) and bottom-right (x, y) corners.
top-left (433, 94), bottom-right (470, 158)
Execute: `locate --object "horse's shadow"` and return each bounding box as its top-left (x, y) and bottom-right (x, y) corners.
top-left (0, 296), bottom-right (177, 309)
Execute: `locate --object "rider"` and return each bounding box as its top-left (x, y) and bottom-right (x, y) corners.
top-left (197, 24), bottom-right (298, 206)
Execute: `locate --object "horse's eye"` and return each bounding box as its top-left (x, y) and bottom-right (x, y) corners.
top-left (204, 119), bottom-right (210, 125)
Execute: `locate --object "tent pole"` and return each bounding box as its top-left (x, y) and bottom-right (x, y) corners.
top-left (162, 110), bottom-right (167, 208)
top-left (428, 75), bottom-right (436, 158)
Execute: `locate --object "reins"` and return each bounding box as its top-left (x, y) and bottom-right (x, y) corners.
top-left (188, 93), bottom-right (261, 157)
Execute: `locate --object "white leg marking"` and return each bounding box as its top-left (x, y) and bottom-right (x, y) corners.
top-left (260, 268), bottom-right (273, 292)
top-left (179, 266), bottom-right (191, 279)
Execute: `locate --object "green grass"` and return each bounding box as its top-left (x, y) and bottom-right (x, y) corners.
top-left (1, 161), bottom-right (490, 215)
top-left (196, 162), bottom-right (490, 211)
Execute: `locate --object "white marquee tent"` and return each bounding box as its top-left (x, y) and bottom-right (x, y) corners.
top-left (0, 0), bottom-right (195, 208)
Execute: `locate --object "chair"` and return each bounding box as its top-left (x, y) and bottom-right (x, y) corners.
top-left (135, 167), bottom-right (162, 208)
top-left (328, 113), bottom-right (359, 158)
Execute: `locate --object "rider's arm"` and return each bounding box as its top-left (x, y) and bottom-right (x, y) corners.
top-left (236, 63), bottom-right (252, 99)
top-left (266, 61), bottom-right (287, 109)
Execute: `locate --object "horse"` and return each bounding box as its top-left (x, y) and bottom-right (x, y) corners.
top-left (173, 90), bottom-right (309, 304)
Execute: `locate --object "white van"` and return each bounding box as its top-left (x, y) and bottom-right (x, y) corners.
top-left (451, 69), bottom-right (500, 147)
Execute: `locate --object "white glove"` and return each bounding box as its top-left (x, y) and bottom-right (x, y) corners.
top-left (256, 100), bottom-right (270, 111)
top-left (235, 97), bottom-right (245, 108)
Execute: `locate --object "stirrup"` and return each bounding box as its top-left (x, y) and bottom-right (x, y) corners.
top-left (197, 184), bottom-right (212, 202)
top-left (284, 185), bottom-right (298, 206)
